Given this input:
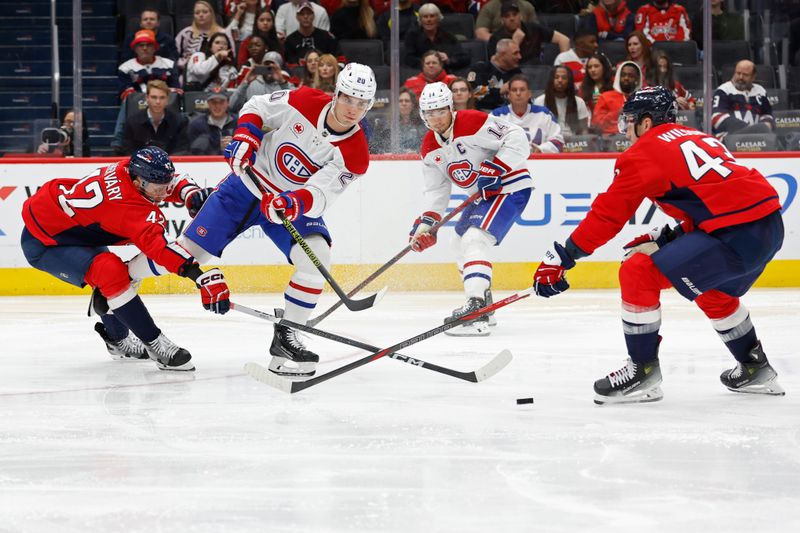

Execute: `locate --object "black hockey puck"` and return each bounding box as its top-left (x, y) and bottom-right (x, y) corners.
top-left (516, 397), bottom-right (534, 405)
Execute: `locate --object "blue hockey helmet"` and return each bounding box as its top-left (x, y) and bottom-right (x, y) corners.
top-left (618, 86), bottom-right (678, 134)
top-left (129, 146), bottom-right (175, 184)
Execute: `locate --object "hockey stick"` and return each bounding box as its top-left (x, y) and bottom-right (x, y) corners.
top-left (243, 165), bottom-right (385, 312)
top-left (243, 288), bottom-right (533, 394)
top-left (307, 191), bottom-right (482, 327)
top-left (231, 302), bottom-right (511, 383)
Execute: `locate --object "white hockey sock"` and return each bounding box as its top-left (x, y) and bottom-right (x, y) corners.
top-left (284, 235), bottom-right (328, 324)
top-left (459, 227), bottom-right (495, 299)
top-left (127, 236), bottom-right (215, 282)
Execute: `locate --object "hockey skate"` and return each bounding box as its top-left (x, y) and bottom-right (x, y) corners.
top-left (144, 333), bottom-right (195, 371)
top-left (444, 297), bottom-right (490, 337)
top-left (269, 324), bottom-right (319, 378)
top-left (94, 322), bottom-right (149, 360)
top-left (720, 341), bottom-right (785, 396)
top-left (594, 357), bottom-right (663, 405)
top-left (484, 288), bottom-right (497, 327)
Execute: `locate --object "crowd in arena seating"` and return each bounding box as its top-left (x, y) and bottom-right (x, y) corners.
top-left (27, 0), bottom-right (800, 156)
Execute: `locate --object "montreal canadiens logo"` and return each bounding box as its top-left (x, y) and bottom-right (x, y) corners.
top-left (446, 160), bottom-right (479, 188)
top-left (275, 142), bottom-right (321, 184)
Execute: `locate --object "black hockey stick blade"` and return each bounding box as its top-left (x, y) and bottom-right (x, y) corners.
top-left (231, 301), bottom-right (506, 383)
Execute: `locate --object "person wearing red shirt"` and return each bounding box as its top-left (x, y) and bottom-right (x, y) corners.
top-left (403, 50), bottom-right (457, 98)
top-left (533, 86), bottom-right (785, 404)
top-left (589, 0), bottom-right (635, 42)
top-left (634, 0), bottom-right (691, 42)
top-left (20, 147), bottom-right (229, 371)
top-left (591, 60), bottom-right (641, 135)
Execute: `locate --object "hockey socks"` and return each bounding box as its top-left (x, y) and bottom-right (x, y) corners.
top-left (621, 301), bottom-right (661, 363)
top-left (107, 292), bottom-right (161, 344)
top-left (100, 313), bottom-right (130, 341)
top-left (284, 236), bottom-right (328, 324)
top-left (710, 304), bottom-right (759, 363)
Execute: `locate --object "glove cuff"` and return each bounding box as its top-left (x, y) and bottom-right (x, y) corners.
top-left (233, 122), bottom-right (264, 145)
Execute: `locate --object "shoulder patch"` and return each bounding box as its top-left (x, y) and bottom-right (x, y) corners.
top-left (287, 86), bottom-right (333, 126)
top-left (452, 109), bottom-right (489, 139)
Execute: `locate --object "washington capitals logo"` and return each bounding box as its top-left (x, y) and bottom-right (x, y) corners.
top-left (293, 123), bottom-right (304, 135)
top-left (275, 143), bottom-right (321, 184)
top-left (446, 160), bottom-right (479, 188)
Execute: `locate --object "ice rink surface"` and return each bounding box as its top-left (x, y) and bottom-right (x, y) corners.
top-left (1, 289), bottom-right (799, 532)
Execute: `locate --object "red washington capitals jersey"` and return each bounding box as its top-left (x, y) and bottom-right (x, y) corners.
top-left (570, 123), bottom-right (781, 255)
top-left (22, 161), bottom-right (198, 274)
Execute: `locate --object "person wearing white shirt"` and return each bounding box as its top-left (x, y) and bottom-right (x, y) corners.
top-left (275, 0), bottom-right (330, 40)
top-left (492, 75), bottom-right (564, 153)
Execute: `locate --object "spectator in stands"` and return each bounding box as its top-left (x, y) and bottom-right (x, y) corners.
top-left (36, 109), bottom-right (91, 157)
top-left (587, 0), bottom-right (634, 42)
top-left (330, 0), bottom-right (378, 40)
top-left (554, 26), bottom-right (598, 86)
top-left (475, 0), bottom-right (537, 42)
top-left (371, 87), bottom-right (426, 153)
top-left (298, 48), bottom-right (321, 86)
top-left (492, 75), bottom-right (564, 153)
top-left (534, 65), bottom-right (589, 136)
top-left (488, 1), bottom-right (570, 64)
top-left (121, 9), bottom-right (178, 62)
top-left (187, 88), bottom-right (237, 155)
top-left (712, 59), bottom-right (774, 139)
top-left (235, 34), bottom-right (269, 86)
top-left (121, 80), bottom-right (188, 155)
top-left (468, 38), bottom-right (523, 110)
top-left (404, 3), bottom-right (469, 70)
top-left (404, 50), bottom-right (457, 98)
top-left (284, 2), bottom-right (340, 64)
top-left (653, 52), bottom-right (694, 110)
top-left (230, 51), bottom-right (295, 112)
top-left (377, 0), bottom-right (418, 50)
top-left (223, 0), bottom-right (267, 18)
top-left (535, 1), bottom-right (593, 15)
top-left (634, 0), bottom-right (691, 42)
top-left (312, 53), bottom-right (340, 95)
top-left (185, 32), bottom-right (238, 91)
top-left (691, 0), bottom-right (744, 50)
top-left (449, 77), bottom-right (477, 110)
top-left (118, 30), bottom-right (180, 101)
top-left (276, 0), bottom-right (331, 40)
top-left (580, 51), bottom-right (614, 112)
top-left (591, 60), bottom-right (641, 135)
top-left (176, 1), bottom-right (234, 73)
top-left (238, 9), bottom-right (283, 66)
top-left (227, 0), bottom-right (261, 41)
top-left (623, 30), bottom-right (655, 84)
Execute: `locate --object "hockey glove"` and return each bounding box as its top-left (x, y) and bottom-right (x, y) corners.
top-left (476, 160), bottom-right (504, 201)
top-left (409, 211), bottom-right (443, 252)
top-left (260, 189), bottom-right (314, 223)
top-left (196, 268), bottom-right (230, 314)
top-left (224, 123), bottom-right (263, 173)
top-left (533, 241), bottom-right (576, 298)
top-left (184, 187), bottom-right (214, 218)
top-left (622, 224), bottom-right (683, 262)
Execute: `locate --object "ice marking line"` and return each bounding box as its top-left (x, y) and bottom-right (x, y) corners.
top-left (0, 373), bottom-right (246, 397)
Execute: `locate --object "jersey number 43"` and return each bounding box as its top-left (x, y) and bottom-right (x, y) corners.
top-left (679, 137), bottom-right (744, 182)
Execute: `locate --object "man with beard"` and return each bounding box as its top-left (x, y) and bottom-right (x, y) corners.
top-left (711, 60), bottom-right (774, 139)
top-left (591, 60), bottom-right (641, 135)
top-left (467, 38), bottom-right (523, 111)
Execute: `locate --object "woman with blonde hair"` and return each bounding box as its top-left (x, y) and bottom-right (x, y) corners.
top-left (330, 0), bottom-right (378, 40)
top-left (175, 1), bottom-right (233, 72)
top-left (312, 54), bottom-right (339, 95)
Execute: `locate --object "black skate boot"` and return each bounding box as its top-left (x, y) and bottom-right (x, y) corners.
top-left (444, 297), bottom-right (490, 337)
top-left (94, 322), bottom-right (149, 360)
top-left (269, 324), bottom-right (319, 378)
top-left (144, 333), bottom-right (195, 371)
top-left (720, 341), bottom-right (785, 396)
top-left (594, 358), bottom-right (663, 405)
top-left (484, 288), bottom-right (497, 327)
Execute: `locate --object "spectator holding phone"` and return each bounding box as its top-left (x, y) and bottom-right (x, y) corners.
top-left (185, 32), bottom-right (239, 91)
top-left (229, 51), bottom-right (295, 112)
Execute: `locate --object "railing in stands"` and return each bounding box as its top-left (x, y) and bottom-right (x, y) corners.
top-left (50, 0), bottom-right (59, 120)
top-left (72, 0), bottom-right (84, 156)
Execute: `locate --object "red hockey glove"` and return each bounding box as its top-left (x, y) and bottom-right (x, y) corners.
top-left (224, 123), bottom-right (263, 173)
top-left (476, 160), bottom-right (504, 200)
top-left (533, 242), bottom-right (576, 298)
top-left (184, 187), bottom-right (214, 218)
top-left (196, 268), bottom-right (230, 314)
top-left (409, 211), bottom-right (442, 252)
top-left (260, 189), bottom-right (314, 223)
top-left (622, 224), bottom-right (683, 262)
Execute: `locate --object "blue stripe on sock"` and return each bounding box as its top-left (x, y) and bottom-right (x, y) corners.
top-left (463, 272), bottom-right (492, 282)
top-left (147, 258), bottom-right (160, 276)
top-left (284, 293), bottom-right (317, 309)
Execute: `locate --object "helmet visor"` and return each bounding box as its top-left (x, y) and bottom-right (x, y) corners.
top-left (421, 108), bottom-right (450, 120)
top-left (337, 93), bottom-right (372, 110)
top-left (618, 112), bottom-right (636, 135)
top-left (140, 176), bottom-right (177, 202)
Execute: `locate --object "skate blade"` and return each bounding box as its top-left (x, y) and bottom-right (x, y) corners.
top-left (444, 324), bottom-right (491, 337)
top-left (268, 357), bottom-right (316, 379)
top-left (488, 315), bottom-right (497, 327)
top-left (726, 379), bottom-right (786, 396)
top-left (156, 361), bottom-right (196, 371)
top-left (594, 386), bottom-right (664, 405)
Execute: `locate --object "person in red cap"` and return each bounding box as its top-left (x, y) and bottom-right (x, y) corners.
top-left (117, 29), bottom-right (180, 101)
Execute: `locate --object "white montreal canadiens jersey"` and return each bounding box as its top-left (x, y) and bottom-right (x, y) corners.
top-left (238, 86), bottom-right (369, 218)
top-left (420, 109), bottom-right (533, 215)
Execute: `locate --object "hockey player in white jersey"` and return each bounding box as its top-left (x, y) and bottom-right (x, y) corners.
top-left (410, 82), bottom-right (533, 336)
top-left (126, 63), bottom-right (376, 378)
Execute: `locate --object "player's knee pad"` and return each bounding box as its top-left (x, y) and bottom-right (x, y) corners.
top-left (459, 227), bottom-right (496, 262)
top-left (85, 252), bottom-right (136, 308)
top-left (290, 234), bottom-right (329, 279)
top-left (619, 253), bottom-right (669, 307)
top-left (694, 290), bottom-right (741, 320)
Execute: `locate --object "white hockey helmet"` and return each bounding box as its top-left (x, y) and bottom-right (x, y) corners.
top-left (418, 81), bottom-right (454, 127)
top-left (335, 62), bottom-right (377, 111)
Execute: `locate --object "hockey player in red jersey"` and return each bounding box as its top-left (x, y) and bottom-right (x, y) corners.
top-left (411, 82), bottom-right (532, 336)
top-left (20, 147), bottom-right (230, 371)
top-left (532, 86), bottom-right (785, 404)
